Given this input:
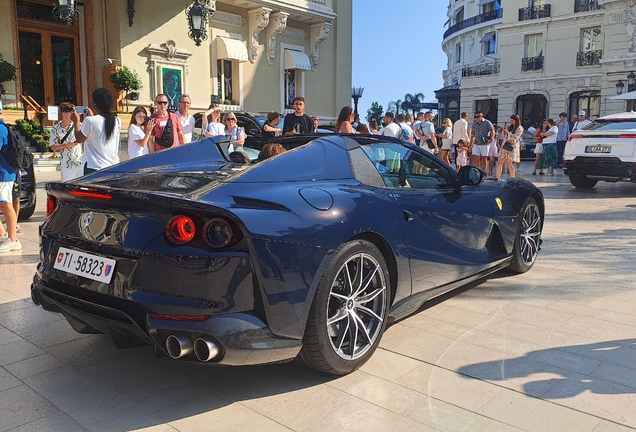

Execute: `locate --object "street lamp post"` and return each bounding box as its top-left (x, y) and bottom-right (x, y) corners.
top-left (185, 0), bottom-right (215, 46)
top-left (351, 87), bottom-right (364, 119)
top-left (53, 0), bottom-right (81, 26)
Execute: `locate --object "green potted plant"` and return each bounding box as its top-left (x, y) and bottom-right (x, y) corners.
top-left (222, 99), bottom-right (231, 106)
top-left (230, 99), bottom-right (239, 106)
top-left (0, 59), bottom-right (17, 98)
top-left (108, 66), bottom-right (143, 111)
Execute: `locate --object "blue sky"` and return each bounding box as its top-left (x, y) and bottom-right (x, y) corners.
top-left (352, 1), bottom-right (449, 120)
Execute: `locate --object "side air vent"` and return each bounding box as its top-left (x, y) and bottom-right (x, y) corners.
top-left (232, 197), bottom-right (291, 212)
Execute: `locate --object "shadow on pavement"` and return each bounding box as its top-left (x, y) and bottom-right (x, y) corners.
top-left (457, 339), bottom-right (636, 399)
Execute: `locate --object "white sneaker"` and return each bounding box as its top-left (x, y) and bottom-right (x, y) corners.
top-left (0, 239), bottom-right (22, 252)
top-left (516, 167), bottom-right (522, 172)
top-left (0, 234), bottom-right (7, 244)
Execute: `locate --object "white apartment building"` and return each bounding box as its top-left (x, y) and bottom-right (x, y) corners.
top-left (437, 0), bottom-right (636, 129)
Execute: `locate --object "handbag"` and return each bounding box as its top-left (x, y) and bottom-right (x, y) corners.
top-left (154, 114), bottom-right (174, 148)
top-left (502, 142), bottom-right (514, 152)
top-left (426, 139), bottom-right (435, 149)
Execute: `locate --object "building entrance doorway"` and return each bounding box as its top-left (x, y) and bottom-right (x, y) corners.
top-left (16, 0), bottom-right (81, 106)
top-left (516, 94), bottom-right (547, 130)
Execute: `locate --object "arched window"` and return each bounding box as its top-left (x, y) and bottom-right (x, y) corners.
top-left (515, 94), bottom-right (548, 129)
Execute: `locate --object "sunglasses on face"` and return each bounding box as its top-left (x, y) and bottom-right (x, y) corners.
top-left (226, 118), bottom-right (236, 121)
top-left (156, 101), bottom-right (168, 105)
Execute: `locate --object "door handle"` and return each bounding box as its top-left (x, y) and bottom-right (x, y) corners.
top-left (403, 210), bottom-right (414, 222)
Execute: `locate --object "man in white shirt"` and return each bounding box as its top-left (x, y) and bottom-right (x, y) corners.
top-left (381, 112), bottom-right (402, 138)
top-left (176, 94), bottom-right (196, 143)
top-left (414, 111), bottom-right (438, 154)
top-left (453, 112), bottom-right (469, 146)
top-left (396, 113), bottom-right (414, 142)
top-left (571, 110), bottom-right (591, 133)
top-left (412, 112), bottom-right (425, 146)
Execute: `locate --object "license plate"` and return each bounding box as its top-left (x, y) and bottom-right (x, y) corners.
top-left (53, 247), bottom-right (116, 284)
top-left (585, 145), bottom-right (611, 153)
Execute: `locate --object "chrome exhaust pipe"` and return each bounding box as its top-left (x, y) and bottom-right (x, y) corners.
top-left (165, 334), bottom-right (193, 359)
top-left (194, 337), bottom-right (220, 362)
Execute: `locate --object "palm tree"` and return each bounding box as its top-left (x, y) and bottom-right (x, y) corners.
top-left (402, 92), bottom-right (425, 116)
top-left (387, 99), bottom-right (403, 115)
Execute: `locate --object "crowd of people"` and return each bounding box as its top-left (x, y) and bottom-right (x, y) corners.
top-left (0, 85), bottom-right (594, 253)
top-left (347, 106), bottom-right (591, 178)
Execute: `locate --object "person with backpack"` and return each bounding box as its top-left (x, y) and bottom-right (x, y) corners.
top-left (72, 88), bottom-right (121, 175)
top-left (414, 111), bottom-right (438, 155)
top-left (0, 108), bottom-right (22, 252)
top-left (150, 93), bottom-right (185, 152)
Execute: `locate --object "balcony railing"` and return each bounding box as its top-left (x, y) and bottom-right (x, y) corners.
top-left (574, 0), bottom-right (600, 13)
top-left (518, 4), bottom-right (551, 21)
top-left (577, 50), bottom-right (602, 66)
top-left (521, 56), bottom-right (544, 71)
top-left (462, 63), bottom-right (501, 77)
top-left (444, 9), bottom-right (503, 39)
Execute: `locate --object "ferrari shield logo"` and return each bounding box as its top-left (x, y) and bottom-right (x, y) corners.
top-left (495, 198), bottom-right (503, 211)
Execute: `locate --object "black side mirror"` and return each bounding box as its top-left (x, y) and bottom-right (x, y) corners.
top-left (458, 165), bottom-right (487, 186)
top-left (249, 128), bottom-right (260, 136)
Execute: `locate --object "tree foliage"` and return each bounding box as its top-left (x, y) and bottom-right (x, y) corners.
top-left (366, 102), bottom-right (383, 123)
top-left (401, 93), bottom-right (425, 116)
top-left (0, 60), bottom-right (17, 85)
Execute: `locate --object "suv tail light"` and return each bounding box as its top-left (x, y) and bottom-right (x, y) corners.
top-left (618, 134), bottom-right (636, 139)
top-left (568, 135), bottom-right (583, 141)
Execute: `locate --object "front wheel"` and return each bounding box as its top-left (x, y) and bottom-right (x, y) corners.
top-left (569, 175), bottom-right (597, 189)
top-left (300, 240), bottom-right (390, 375)
top-left (508, 198), bottom-right (542, 273)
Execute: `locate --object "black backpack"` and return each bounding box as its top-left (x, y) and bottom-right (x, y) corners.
top-left (0, 120), bottom-right (34, 170)
top-left (154, 114), bottom-right (175, 148)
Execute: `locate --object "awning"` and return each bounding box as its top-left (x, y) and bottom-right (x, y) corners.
top-left (480, 32), bottom-right (496, 43)
top-left (215, 37), bottom-right (248, 62)
top-left (478, 0), bottom-right (495, 5)
top-left (284, 50), bottom-right (312, 71)
top-left (610, 90), bottom-right (636, 100)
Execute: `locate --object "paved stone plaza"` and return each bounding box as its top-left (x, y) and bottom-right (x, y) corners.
top-left (1, 165), bottom-right (635, 432)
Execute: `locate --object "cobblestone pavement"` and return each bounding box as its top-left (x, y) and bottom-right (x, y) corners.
top-left (1, 164), bottom-right (635, 432)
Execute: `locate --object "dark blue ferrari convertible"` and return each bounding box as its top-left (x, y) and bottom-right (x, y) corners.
top-left (32, 134), bottom-right (543, 374)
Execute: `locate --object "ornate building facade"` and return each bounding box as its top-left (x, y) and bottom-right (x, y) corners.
top-left (0, 0), bottom-right (351, 120)
top-left (438, 0), bottom-right (636, 128)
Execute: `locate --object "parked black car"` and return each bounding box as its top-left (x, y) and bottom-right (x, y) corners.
top-left (18, 164), bottom-right (36, 220)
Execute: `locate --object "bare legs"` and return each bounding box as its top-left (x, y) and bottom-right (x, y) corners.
top-left (496, 157), bottom-right (515, 178)
top-left (0, 202), bottom-right (17, 242)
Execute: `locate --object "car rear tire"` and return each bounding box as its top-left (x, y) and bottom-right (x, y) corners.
top-left (508, 198), bottom-right (542, 274)
top-left (569, 175), bottom-right (597, 189)
top-left (300, 240), bottom-right (389, 375)
top-left (18, 201), bottom-right (36, 220)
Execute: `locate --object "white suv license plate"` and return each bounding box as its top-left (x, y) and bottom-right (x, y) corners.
top-left (53, 247), bottom-right (116, 284)
top-left (585, 145), bottom-right (611, 153)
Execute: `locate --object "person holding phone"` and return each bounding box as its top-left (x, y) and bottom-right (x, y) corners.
top-left (50, 102), bottom-right (83, 181)
top-left (282, 97), bottom-right (313, 135)
top-left (128, 106), bottom-right (155, 159)
top-left (71, 88), bottom-right (121, 175)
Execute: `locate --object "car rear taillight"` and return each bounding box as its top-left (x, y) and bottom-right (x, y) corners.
top-left (568, 135), bottom-right (583, 141)
top-left (69, 188), bottom-right (112, 200)
top-left (166, 216), bottom-right (196, 244)
top-left (203, 218), bottom-right (235, 248)
top-left (618, 134), bottom-right (636, 139)
top-left (46, 195), bottom-right (57, 216)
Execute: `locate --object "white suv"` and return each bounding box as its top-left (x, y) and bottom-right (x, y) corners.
top-left (564, 112), bottom-right (636, 188)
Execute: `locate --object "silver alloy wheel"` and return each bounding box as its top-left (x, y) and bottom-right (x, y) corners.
top-left (520, 202), bottom-right (541, 266)
top-left (326, 252), bottom-right (387, 360)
